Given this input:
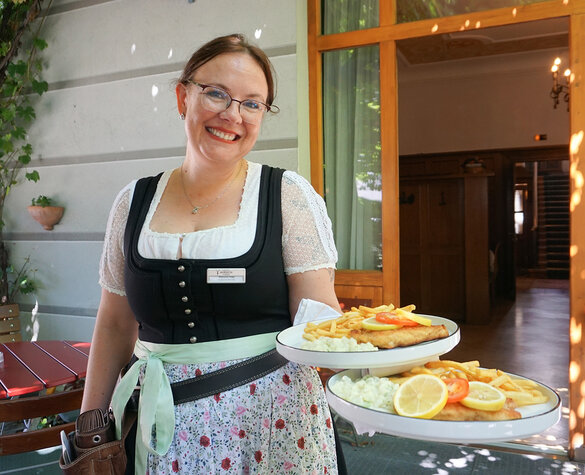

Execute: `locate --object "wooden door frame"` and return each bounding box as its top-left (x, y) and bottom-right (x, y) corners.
top-left (307, 0), bottom-right (585, 459)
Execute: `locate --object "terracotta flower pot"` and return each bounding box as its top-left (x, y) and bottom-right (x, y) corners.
top-left (27, 205), bottom-right (64, 230)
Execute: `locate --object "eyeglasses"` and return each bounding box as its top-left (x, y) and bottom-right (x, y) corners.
top-left (188, 80), bottom-right (279, 124)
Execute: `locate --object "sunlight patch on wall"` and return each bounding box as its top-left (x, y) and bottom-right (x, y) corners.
top-left (570, 131), bottom-right (583, 212)
top-left (30, 299), bottom-right (39, 340)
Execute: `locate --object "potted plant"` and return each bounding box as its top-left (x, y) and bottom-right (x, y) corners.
top-left (0, 0), bottom-right (51, 308)
top-left (28, 194), bottom-right (64, 230)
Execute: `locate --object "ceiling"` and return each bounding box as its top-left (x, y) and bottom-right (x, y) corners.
top-left (397, 17), bottom-right (569, 65)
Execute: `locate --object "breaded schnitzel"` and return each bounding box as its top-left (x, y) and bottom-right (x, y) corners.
top-left (349, 324), bottom-right (449, 349)
top-left (433, 398), bottom-right (521, 421)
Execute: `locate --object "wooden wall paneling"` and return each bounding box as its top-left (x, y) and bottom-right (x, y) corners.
top-left (464, 175), bottom-right (491, 324)
top-left (569, 11), bottom-right (585, 462)
top-left (399, 182), bottom-right (422, 307)
top-left (334, 270), bottom-right (383, 287)
top-left (490, 153), bottom-right (513, 299)
top-left (425, 179), bottom-right (465, 320)
top-left (335, 270), bottom-right (384, 308)
top-left (335, 286), bottom-right (383, 308)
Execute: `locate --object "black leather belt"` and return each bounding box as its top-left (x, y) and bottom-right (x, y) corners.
top-left (170, 349), bottom-right (289, 405)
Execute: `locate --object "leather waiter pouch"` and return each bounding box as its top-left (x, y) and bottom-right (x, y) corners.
top-left (59, 407), bottom-right (136, 475)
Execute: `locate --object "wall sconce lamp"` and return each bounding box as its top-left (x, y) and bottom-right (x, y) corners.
top-left (550, 57), bottom-right (571, 111)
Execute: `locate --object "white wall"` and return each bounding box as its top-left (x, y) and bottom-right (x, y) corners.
top-left (4, 0), bottom-right (301, 341)
top-left (398, 48), bottom-right (570, 155)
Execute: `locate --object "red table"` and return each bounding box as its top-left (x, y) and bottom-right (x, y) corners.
top-left (0, 340), bottom-right (90, 455)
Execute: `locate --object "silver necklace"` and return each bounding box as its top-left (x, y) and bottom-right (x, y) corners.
top-left (179, 160), bottom-right (244, 214)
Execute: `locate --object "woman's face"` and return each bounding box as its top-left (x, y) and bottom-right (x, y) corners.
top-left (176, 52), bottom-right (269, 166)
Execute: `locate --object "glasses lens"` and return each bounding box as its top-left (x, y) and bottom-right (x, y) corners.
top-left (240, 100), bottom-right (265, 124)
top-left (200, 87), bottom-right (229, 112)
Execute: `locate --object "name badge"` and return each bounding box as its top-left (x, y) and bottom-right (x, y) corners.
top-left (207, 268), bottom-right (246, 284)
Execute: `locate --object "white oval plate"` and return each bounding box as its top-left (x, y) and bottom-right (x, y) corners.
top-left (326, 369), bottom-right (562, 444)
top-left (276, 315), bottom-right (460, 370)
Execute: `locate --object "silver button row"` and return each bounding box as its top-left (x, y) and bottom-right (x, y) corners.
top-left (177, 267), bottom-right (195, 342)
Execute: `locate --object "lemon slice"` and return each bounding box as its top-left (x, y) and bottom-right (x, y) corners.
top-left (393, 374), bottom-right (448, 419)
top-left (361, 317), bottom-right (401, 331)
top-left (460, 381), bottom-right (506, 411)
top-left (393, 308), bottom-right (432, 326)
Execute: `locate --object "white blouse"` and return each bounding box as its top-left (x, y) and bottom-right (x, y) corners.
top-left (99, 161), bottom-right (338, 296)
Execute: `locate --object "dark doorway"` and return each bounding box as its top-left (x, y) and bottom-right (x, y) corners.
top-left (512, 151), bottom-right (569, 280)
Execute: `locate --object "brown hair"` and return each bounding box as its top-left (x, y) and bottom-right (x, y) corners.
top-left (178, 33), bottom-right (277, 106)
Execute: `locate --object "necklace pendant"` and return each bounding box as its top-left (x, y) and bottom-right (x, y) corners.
top-left (191, 207), bottom-right (199, 214)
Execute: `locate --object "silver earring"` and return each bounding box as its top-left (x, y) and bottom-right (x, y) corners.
top-left (179, 113), bottom-right (185, 120)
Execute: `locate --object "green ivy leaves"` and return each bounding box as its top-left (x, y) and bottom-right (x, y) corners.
top-left (0, 0), bottom-right (50, 302)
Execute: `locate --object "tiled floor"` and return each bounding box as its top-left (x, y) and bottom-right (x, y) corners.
top-left (445, 277), bottom-right (570, 454)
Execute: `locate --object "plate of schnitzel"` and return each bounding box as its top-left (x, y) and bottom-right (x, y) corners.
top-left (276, 314), bottom-right (460, 370)
top-left (326, 368), bottom-right (561, 443)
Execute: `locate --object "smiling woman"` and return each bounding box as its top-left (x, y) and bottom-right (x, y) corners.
top-left (78, 33), bottom-right (347, 475)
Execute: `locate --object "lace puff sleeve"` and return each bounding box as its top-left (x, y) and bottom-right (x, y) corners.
top-left (98, 182), bottom-right (135, 296)
top-left (281, 171), bottom-right (338, 275)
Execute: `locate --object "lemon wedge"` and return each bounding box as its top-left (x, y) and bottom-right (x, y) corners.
top-left (460, 381), bottom-right (506, 411)
top-left (393, 374), bottom-right (448, 419)
top-left (361, 317), bottom-right (401, 331)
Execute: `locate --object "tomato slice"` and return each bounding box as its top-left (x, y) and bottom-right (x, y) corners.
top-left (444, 378), bottom-right (470, 403)
top-left (375, 312), bottom-right (419, 326)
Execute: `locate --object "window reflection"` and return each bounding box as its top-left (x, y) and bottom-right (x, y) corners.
top-left (514, 185), bottom-right (526, 235)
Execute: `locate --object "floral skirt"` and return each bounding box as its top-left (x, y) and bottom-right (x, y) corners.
top-left (141, 358), bottom-right (338, 474)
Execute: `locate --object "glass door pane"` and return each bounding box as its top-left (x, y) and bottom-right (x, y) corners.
top-left (322, 45), bottom-right (382, 270)
top-left (321, 0), bottom-right (379, 34)
top-left (397, 0), bottom-right (550, 23)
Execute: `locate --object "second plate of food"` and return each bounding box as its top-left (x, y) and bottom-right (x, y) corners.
top-left (325, 368), bottom-right (562, 444)
top-left (276, 315), bottom-right (460, 370)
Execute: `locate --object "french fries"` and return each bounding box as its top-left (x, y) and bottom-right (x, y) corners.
top-left (302, 304), bottom-right (406, 341)
top-left (387, 359), bottom-right (548, 407)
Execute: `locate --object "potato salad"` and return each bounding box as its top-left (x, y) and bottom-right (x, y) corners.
top-left (301, 336), bottom-right (378, 352)
top-left (330, 374), bottom-right (399, 413)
